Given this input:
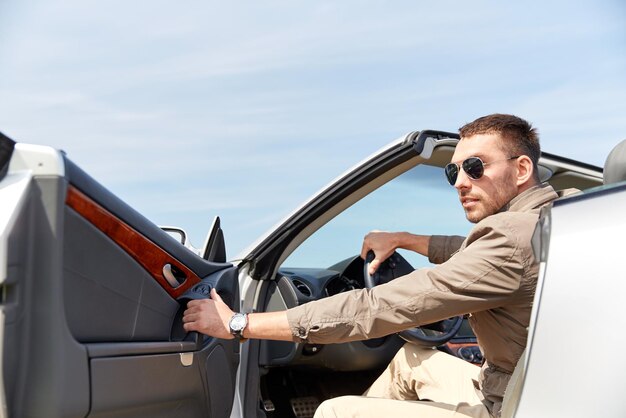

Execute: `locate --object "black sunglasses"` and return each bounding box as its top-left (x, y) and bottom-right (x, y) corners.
top-left (444, 156), bottom-right (519, 186)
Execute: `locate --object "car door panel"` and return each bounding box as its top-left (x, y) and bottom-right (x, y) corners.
top-left (64, 159), bottom-right (226, 281)
top-left (89, 353), bottom-right (209, 418)
top-left (81, 263), bottom-right (239, 418)
top-left (2, 149), bottom-right (239, 418)
top-left (63, 206), bottom-right (179, 342)
top-left (88, 341), bottom-right (237, 418)
top-left (3, 176), bottom-right (91, 418)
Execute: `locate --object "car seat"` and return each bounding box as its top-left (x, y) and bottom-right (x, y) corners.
top-left (603, 139), bottom-right (626, 184)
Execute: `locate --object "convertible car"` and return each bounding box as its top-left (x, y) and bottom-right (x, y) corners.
top-left (1, 130), bottom-right (624, 418)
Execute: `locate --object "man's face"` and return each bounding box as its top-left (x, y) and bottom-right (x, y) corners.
top-left (450, 133), bottom-right (519, 223)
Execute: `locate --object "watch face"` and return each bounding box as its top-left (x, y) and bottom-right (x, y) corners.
top-left (230, 314), bottom-right (247, 332)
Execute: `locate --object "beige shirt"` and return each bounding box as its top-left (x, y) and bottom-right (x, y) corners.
top-left (286, 183), bottom-right (562, 414)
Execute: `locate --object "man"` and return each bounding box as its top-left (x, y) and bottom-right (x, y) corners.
top-left (183, 114), bottom-right (561, 417)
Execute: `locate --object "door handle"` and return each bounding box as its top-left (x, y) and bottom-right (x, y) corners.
top-left (171, 282), bottom-right (213, 350)
top-left (163, 263), bottom-right (187, 288)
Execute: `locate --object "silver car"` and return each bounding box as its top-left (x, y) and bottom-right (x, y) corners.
top-left (1, 130), bottom-right (624, 418)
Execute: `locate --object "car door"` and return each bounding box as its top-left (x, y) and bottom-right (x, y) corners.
top-left (1, 135), bottom-right (239, 418)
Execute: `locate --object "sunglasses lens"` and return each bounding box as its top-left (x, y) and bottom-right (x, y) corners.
top-left (444, 163), bottom-right (458, 185)
top-left (463, 157), bottom-right (484, 180)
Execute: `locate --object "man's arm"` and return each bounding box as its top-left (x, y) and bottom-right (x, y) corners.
top-left (360, 231), bottom-right (431, 275)
top-left (183, 289), bottom-right (294, 341)
top-left (427, 235), bottom-right (466, 265)
top-left (183, 232), bottom-right (433, 340)
top-left (288, 218), bottom-right (526, 344)
top-left (185, 219), bottom-right (519, 345)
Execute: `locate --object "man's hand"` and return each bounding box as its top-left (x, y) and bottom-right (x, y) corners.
top-left (361, 231), bottom-right (432, 275)
top-left (360, 230), bottom-right (401, 275)
top-left (183, 288), bottom-right (234, 339)
top-left (183, 288), bottom-right (294, 342)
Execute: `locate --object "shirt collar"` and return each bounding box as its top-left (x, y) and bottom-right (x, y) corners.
top-left (499, 183), bottom-right (559, 213)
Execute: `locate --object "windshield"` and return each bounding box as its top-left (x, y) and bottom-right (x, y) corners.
top-left (283, 164), bottom-right (470, 269)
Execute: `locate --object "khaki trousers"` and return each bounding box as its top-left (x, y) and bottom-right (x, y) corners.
top-left (314, 344), bottom-right (492, 418)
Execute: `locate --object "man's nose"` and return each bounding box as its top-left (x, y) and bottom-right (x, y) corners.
top-left (454, 167), bottom-right (471, 190)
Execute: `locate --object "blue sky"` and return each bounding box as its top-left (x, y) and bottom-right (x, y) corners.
top-left (1, 1), bottom-right (625, 259)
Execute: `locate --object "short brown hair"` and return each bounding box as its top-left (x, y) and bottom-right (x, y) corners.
top-left (459, 114), bottom-right (540, 181)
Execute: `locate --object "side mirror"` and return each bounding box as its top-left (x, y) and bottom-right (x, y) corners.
top-left (161, 226), bottom-right (188, 245)
top-left (201, 216), bottom-right (227, 263)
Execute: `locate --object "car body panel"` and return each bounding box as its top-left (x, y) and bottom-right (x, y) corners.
top-left (515, 183), bottom-right (626, 417)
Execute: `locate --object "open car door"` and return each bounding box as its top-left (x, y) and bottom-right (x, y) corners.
top-left (0, 135), bottom-right (240, 418)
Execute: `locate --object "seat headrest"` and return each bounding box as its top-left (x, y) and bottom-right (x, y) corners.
top-left (604, 139), bottom-right (626, 184)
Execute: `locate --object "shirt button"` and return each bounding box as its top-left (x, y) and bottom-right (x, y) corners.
top-left (297, 327), bottom-right (306, 337)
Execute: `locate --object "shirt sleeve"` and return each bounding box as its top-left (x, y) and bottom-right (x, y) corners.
top-left (428, 235), bottom-right (466, 264)
top-left (286, 216), bottom-right (529, 343)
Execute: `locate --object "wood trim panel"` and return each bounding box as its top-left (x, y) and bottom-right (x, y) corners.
top-left (445, 342), bottom-right (481, 366)
top-left (446, 342), bottom-right (478, 353)
top-left (66, 185), bottom-right (200, 298)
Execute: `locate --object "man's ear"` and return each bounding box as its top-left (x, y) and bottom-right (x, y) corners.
top-left (516, 155), bottom-right (535, 186)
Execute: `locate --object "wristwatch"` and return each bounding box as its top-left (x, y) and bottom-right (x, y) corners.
top-left (228, 313), bottom-right (248, 340)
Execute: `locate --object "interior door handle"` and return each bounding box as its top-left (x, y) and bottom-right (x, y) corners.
top-left (163, 263), bottom-right (187, 288)
top-left (171, 282), bottom-right (213, 350)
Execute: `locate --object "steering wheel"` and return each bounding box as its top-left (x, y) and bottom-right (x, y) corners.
top-left (364, 251), bottom-right (464, 347)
